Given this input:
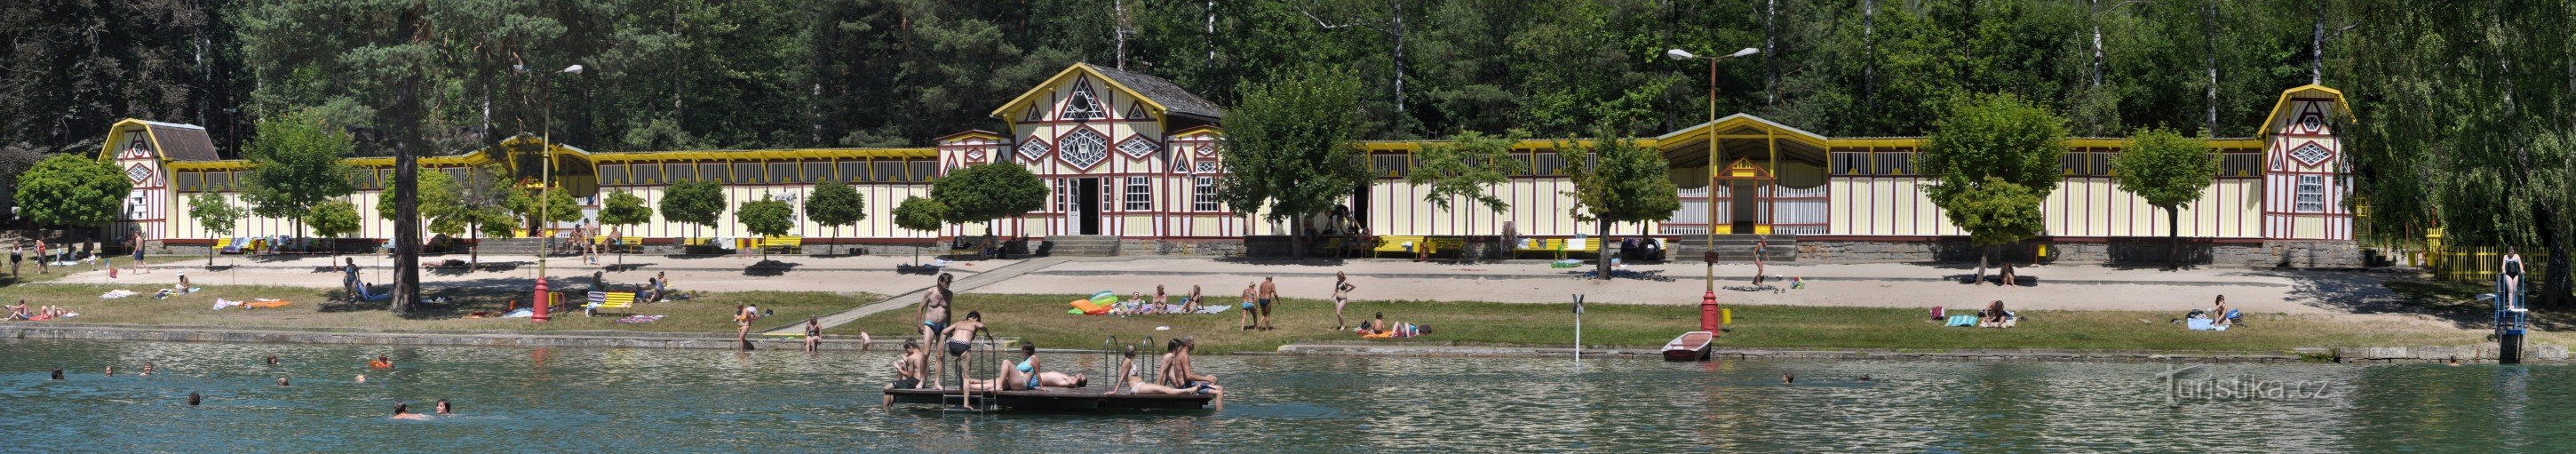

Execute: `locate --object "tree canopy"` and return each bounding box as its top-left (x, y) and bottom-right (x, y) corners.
top-left (892, 195), bottom-right (948, 234)
top-left (187, 194), bottom-right (246, 266)
top-left (659, 180), bottom-right (727, 236)
top-left (1557, 128), bottom-right (1680, 279)
top-left (929, 163), bottom-right (1047, 235)
top-left (1408, 129), bottom-right (1530, 213)
top-left (1217, 65), bottom-right (1371, 247)
top-left (241, 113), bottom-right (355, 235)
top-left (804, 180), bottom-right (866, 253)
top-left (1920, 92), bottom-right (2069, 274)
top-left (2112, 126), bottom-right (2219, 267)
top-left (736, 195), bottom-right (795, 258)
top-left (306, 200), bottom-right (362, 240)
top-left (12, 155), bottom-right (131, 228)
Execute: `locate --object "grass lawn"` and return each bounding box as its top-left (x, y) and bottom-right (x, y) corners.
top-left (835, 293), bottom-right (2537, 354)
top-left (4, 281), bottom-right (877, 334)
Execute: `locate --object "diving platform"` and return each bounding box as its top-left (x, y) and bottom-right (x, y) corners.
top-left (885, 387), bottom-right (1213, 410)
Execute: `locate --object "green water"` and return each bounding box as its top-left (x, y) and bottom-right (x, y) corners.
top-left (3, 339), bottom-right (2570, 453)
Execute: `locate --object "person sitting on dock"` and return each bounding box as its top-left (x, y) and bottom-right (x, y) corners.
top-left (1112, 346), bottom-right (1206, 396)
top-left (940, 311), bottom-right (988, 400)
top-left (1161, 338), bottom-right (1221, 394)
top-left (885, 339), bottom-right (925, 407)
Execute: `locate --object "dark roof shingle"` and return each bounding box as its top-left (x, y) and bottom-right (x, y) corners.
top-left (144, 123), bottom-right (221, 161)
top-left (1090, 65), bottom-right (1225, 121)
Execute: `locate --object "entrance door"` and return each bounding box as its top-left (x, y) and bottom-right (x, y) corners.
top-left (1730, 181), bottom-right (1759, 234)
top-left (1347, 185), bottom-right (1371, 235)
top-left (1077, 178), bottom-right (1102, 235)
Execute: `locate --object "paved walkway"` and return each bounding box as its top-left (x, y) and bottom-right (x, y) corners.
top-left (49, 253), bottom-right (2408, 317)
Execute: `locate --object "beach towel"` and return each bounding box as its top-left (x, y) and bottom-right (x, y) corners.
top-left (501, 308), bottom-right (534, 318)
top-left (100, 290), bottom-right (139, 299)
top-left (243, 299), bottom-right (290, 309)
top-left (353, 283), bottom-right (394, 301)
top-left (213, 299), bottom-right (243, 310)
top-left (1944, 315), bottom-right (1978, 327)
top-left (2186, 318), bottom-right (2229, 331)
top-left (614, 315), bottom-right (666, 324)
top-left (1194, 305), bottom-right (1231, 314)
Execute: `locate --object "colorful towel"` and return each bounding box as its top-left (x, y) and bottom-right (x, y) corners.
top-left (100, 290), bottom-right (139, 299)
top-left (243, 299), bottom-right (291, 309)
top-left (614, 315), bottom-right (666, 324)
top-left (1944, 315), bottom-right (1978, 327)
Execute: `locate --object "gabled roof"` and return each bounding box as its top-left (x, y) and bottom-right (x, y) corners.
top-left (104, 118), bottom-right (222, 162)
top-left (991, 63), bottom-right (1224, 122)
top-left (1652, 114), bottom-right (1832, 150)
top-left (2258, 84), bottom-right (2355, 140)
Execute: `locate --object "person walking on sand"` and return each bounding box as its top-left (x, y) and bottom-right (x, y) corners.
top-left (1257, 277), bottom-right (1278, 331)
top-left (1332, 272), bottom-right (1357, 331)
top-left (916, 273), bottom-right (954, 388)
top-left (32, 239), bottom-right (47, 275)
top-left (1751, 238), bottom-right (1769, 286)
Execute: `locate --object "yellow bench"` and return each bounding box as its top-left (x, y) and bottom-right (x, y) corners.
top-left (1371, 235), bottom-right (1426, 258)
top-left (762, 235), bottom-right (803, 254)
top-left (584, 291), bottom-right (638, 316)
top-left (591, 235), bottom-right (645, 253)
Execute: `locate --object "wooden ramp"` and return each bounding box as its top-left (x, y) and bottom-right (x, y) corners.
top-left (885, 387), bottom-right (1212, 410)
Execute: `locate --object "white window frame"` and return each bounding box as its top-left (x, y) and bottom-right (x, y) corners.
top-left (2294, 174), bottom-right (2326, 213)
top-left (1123, 176), bottom-right (1152, 211)
top-left (1193, 176), bottom-right (1220, 211)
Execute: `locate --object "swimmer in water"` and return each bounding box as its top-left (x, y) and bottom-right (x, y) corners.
top-left (187, 392), bottom-right (201, 406)
top-left (355, 374), bottom-right (367, 383)
top-left (140, 362), bottom-right (154, 376)
top-left (104, 365), bottom-right (114, 377)
top-left (369, 355), bottom-right (394, 369)
top-left (277, 377), bottom-right (290, 386)
top-left (51, 368), bottom-right (63, 380)
top-left (435, 400), bottom-right (453, 415)
top-left (392, 402), bottom-right (431, 420)
top-left (266, 354), bottom-right (279, 366)
top-left (1782, 372), bottom-right (1794, 384)
top-left (1859, 375), bottom-right (1872, 382)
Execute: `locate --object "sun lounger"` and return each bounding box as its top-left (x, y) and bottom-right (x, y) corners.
top-left (585, 291), bottom-right (639, 316)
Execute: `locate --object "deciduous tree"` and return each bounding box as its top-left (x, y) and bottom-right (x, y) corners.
top-left (1920, 92), bottom-right (2069, 280)
top-left (12, 155), bottom-right (131, 230)
top-left (242, 113), bottom-right (356, 248)
top-left (1217, 66), bottom-right (1371, 258)
top-left (1556, 127), bottom-right (1679, 280)
top-left (659, 180), bottom-right (727, 242)
top-left (735, 195), bottom-right (795, 259)
top-left (2111, 126), bottom-right (2219, 268)
top-left (187, 194), bottom-right (245, 267)
top-left (803, 180), bottom-right (866, 255)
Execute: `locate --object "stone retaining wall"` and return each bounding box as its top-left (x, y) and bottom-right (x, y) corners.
top-left (1799, 238), bottom-right (2363, 267)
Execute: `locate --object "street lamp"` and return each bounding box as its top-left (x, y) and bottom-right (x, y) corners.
top-left (520, 63), bottom-right (582, 322)
top-left (1665, 46), bottom-right (1757, 332)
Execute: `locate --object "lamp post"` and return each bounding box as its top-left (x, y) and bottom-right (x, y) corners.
top-left (1665, 47), bottom-right (1757, 332)
top-left (521, 63), bottom-right (583, 322)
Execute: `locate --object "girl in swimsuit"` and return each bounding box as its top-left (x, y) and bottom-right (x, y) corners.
top-left (1332, 272), bottom-right (1356, 331)
top-left (940, 311), bottom-right (985, 398)
top-left (803, 316), bottom-right (823, 352)
top-left (1113, 346), bottom-right (1197, 395)
top-left (1006, 343), bottom-right (1039, 390)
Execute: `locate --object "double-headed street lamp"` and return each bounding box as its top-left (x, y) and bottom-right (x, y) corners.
top-left (519, 63), bottom-right (582, 322)
top-left (1665, 46), bottom-right (1757, 332)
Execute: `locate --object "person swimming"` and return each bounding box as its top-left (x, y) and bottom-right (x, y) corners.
top-left (435, 400), bottom-right (454, 415)
top-left (265, 354), bottom-right (279, 366)
top-left (52, 368), bottom-right (63, 380)
top-left (355, 374), bottom-right (367, 383)
top-left (276, 377), bottom-right (290, 386)
top-left (391, 402), bottom-right (431, 420)
top-left (140, 362), bottom-right (153, 376)
top-left (187, 392), bottom-right (201, 406)
top-left (368, 355), bottom-right (394, 370)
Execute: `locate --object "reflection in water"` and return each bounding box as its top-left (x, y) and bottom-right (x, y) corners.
top-left (3, 339), bottom-right (2573, 452)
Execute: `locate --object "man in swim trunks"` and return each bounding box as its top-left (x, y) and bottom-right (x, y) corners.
top-left (884, 339), bottom-right (924, 407)
top-left (1238, 282), bottom-right (1257, 331)
top-left (1257, 276), bottom-right (1278, 331)
top-left (917, 273), bottom-right (953, 388)
top-left (129, 231), bottom-right (147, 275)
top-left (939, 311), bottom-right (986, 408)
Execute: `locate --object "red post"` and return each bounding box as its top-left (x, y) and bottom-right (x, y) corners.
top-left (1699, 290), bottom-right (1720, 331)
top-left (532, 277), bottom-right (551, 323)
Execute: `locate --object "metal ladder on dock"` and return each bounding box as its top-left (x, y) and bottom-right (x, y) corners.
top-left (942, 331), bottom-right (1005, 413)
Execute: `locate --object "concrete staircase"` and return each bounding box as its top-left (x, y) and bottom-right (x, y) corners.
top-left (1042, 235), bottom-right (1121, 257)
top-left (1669, 234), bottom-right (1797, 262)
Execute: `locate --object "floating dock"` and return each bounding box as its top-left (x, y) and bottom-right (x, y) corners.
top-left (885, 387), bottom-right (1212, 410)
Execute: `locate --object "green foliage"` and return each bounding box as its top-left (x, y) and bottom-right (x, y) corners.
top-left (803, 179), bottom-right (867, 230)
top-left (658, 180), bottom-right (727, 234)
top-left (454, 165), bottom-right (523, 241)
top-left (2111, 126), bottom-right (2220, 211)
top-left (242, 112), bottom-right (356, 229)
top-left (928, 163), bottom-right (1046, 227)
top-left (1944, 177), bottom-right (2052, 248)
top-left (1217, 66), bottom-right (1371, 225)
top-left (12, 155), bottom-right (131, 228)
top-left (600, 190), bottom-right (654, 228)
top-left (736, 195), bottom-right (796, 238)
top-left (1556, 128), bottom-right (1681, 226)
top-left (892, 195), bottom-right (948, 234)
top-left (378, 170), bottom-right (468, 236)
top-left (508, 186), bottom-right (584, 225)
top-left (1920, 92), bottom-right (2069, 247)
top-left (188, 194), bottom-right (247, 237)
top-left (305, 201), bottom-right (362, 239)
top-left (1407, 130), bottom-right (1530, 213)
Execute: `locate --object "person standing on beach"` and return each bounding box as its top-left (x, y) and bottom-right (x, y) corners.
top-left (916, 273), bottom-right (953, 388)
top-left (1238, 282), bottom-right (1257, 331)
top-left (1257, 277), bottom-right (1278, 331)
top-left (32, 239), bottom-right (47, 274)
top-left (129, 231), bottom-right (147, 275)
top-left (1332, 272), bottom-right (1357, 331)
top-left (10, 244), bottom-right (21, 276)
top-left (1751, 238), bottom-right (1768, 286)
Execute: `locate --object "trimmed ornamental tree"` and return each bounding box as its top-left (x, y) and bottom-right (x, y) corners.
top-left (304, 200), bottom-right (362, 254)
top-left (600, 190), bottom-right (653, 263)
top-left (892, 195), bottom-right (947, 264)
top-left (1216, 66), bottom-right (1372, 259)
top-left (187, 194), bottom-right (245, 267)
top-left (242, 113), bottom-right (356, 251)
top-left (1407, 129), bottom-right (1530, 260)
top-left (13, 154), bottom-right (131, 229)
top-left (804, 179), bottom-right (866, 255)
top-left (1920, 92), bottom-right (2071, 281)
top-left (735, 195), bottom-right (795, 259)
top-left (928, 163), bottom-right (1046, 253)
top-left (1557, 126), bottom-right (1681, 280)
top-left (660, 179), bottom-right (727, 248)
top-left (2111, 126), bottom-right (2220, 269)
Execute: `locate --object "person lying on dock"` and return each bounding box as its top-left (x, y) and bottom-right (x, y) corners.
top-left (1113, 346), bottom-right (1212, 396)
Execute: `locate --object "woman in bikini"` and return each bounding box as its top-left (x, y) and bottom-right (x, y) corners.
top-left (940, 311), bottom-right (986, 401)
top-left (803, 316), bottom-right (824, 352)
top-left (1332, 272), bottom-right (1357, 331)
top-left (1005, 343), bottom-right (1040, 390)
top-left (1182, 285), bottom-right (1204, 313)
top-left (734, 304), bottom-right (756, 350)
top-left (1112, 346), bottom-right (1199, 395)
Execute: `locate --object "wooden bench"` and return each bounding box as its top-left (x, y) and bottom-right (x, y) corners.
top-left (592, 235), bottom-right (645, 253)
top-left (762, 235), bottom-right (803, 254)
top-left (1555, 237), bottom-right (1604, 260)
top-left (584, 291), bottom-right (639, 316)
top-left (1425, 237), bottom-right (1467, 259)
top-left (1512, 238), bottom-right (1567, 259)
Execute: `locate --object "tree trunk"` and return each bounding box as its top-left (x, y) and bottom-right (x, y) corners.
top-left (390, 81), bottom-right (424, 315)
top-left (1594, 219), bottom-right (1612, 280)
top-left (2540, 211), bottom-right (2573, 309)
top-left (2205, 0), bottom-right (2219, 136)
top-left (2167, 206), bottom-right (2182, 270)
top-left (1976, 245), bottom-right (1992, 284)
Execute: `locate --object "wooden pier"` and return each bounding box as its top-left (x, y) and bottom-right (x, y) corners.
top-left (885, 387), bottom-right (1213, 410)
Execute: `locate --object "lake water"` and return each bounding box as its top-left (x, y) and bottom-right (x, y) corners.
top-left (4, 339), bottom-right (2571, 453)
